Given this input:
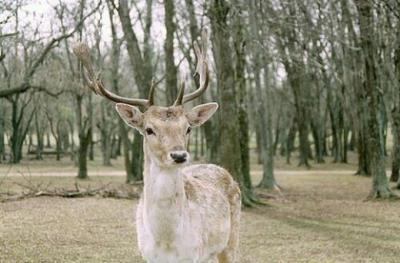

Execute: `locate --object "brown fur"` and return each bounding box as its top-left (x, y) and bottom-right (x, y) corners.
top-left (183, 165), bottom-right (241, 262)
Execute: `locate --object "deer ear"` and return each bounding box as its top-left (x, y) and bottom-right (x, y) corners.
top-left (115, 103), bottom-right (143, 130)
top-left (186, 103), bottom-right (218, 127)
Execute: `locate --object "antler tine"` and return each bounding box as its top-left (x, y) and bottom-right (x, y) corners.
top-left (180, 29), bottom-right (210, 104)
top-left (73, 43), bottom-right (98, 93)
top-left (73, 42), bottom-right (150, 108)
top-left (173, 80), bottom-right (185, 106)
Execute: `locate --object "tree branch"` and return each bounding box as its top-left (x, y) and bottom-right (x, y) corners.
top-left (0, 32), bottom-right (19, 39)
top-left (0, 2), bottom-right (101, 98)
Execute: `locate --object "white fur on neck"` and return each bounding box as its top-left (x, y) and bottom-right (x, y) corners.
top-left (140, 154), bottom-right (199, 262)
top-left (146, 162), bottom-right (184, 200)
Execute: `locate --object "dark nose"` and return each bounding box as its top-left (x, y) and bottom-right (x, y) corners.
top-left (170, 151), bottom-right (187, 163)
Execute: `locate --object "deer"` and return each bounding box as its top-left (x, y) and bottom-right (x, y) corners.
top-left (73, 30), bottom-right (241, 263)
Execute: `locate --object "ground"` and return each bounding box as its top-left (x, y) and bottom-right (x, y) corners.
top-left (1, 154), bottom-right (400, 262)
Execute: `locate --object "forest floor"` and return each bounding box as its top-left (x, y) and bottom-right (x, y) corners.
top-left (1, 155), bottom-right (400, 262)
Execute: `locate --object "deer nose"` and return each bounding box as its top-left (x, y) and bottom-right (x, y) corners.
top-left (170, 151), bottom-right (188, 163)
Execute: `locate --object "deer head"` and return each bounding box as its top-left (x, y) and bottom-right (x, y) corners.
top-left (73, 30), bottom-right (217, 167)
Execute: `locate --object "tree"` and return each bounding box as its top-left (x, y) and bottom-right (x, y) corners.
top-left (209, 0), bottom-right (258, 206)
top-left (115, 0), bottom-right (154, 183)
top-left (248, 0), bottom-right (278, 189)
top-left (390, 11), bottom-right (400, 186)
top-left (164, 0), bottom-right (178, 105)
top-left (355, 0), bottom-right (393, 198)
top-left (267, 0), bottom-right (312, 167)
top-left (106, 0), bottom-right (132, 173)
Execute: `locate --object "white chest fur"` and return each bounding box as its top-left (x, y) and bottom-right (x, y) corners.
top-left (136, 163), bottom-right (202, 263)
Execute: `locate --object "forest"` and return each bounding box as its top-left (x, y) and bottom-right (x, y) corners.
top-left (1, 0), bottom-right (400, 262)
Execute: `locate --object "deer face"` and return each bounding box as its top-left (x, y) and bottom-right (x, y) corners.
top-left (116, 103), bottom-right (218, 167)
top-left (74, 30), bottom-right (213, 167)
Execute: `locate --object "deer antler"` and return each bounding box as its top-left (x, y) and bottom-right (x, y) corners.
top-left (73, 42), bottom-right (154, 108)
top-left (174, 29), bottom-right (209, 106)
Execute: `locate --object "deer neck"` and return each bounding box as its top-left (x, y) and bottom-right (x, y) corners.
top-left (142, 143), bottom-right (187, 242)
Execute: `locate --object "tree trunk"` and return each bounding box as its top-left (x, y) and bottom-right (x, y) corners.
top-left (210, 0), bottom-right (257, 206)
top-left (390, 21), bottom-right (400, 187)
top-left (163, 0), bottom-right (178, 105)
top-left (390, 107), bottom-right (400, 182)
top-left (275, 1), bottom-right (311, 168)
top-left (310, 120), bottom-right (325, 163)
top-left (55, 123), bottom-right (63, 161)
top-left (248, 0), bottom-right (278, 190)
top-left (355, 0), bottom-right (392, 198)
top-left (194, 128), bottom-right (199, 161)
top-left (9, 99), bottom-right (34, 163)
top-left (107, 0), bottom-right (133, 178)
top-left (88, 95), bottom-right (94, 161)
top-left (286, 118), bottom-right (297, 164)
top-left (234, 6), bottom-right (252, 192)
top-left (102, 138), bottom-right (112, 166)
top-left (46, 132), bottom-right (51, 148)
top-left (120, 120), bottom-right (134, 180)
top-left (291, 77), bottom-right (311, 168)
top-left (273, 113), bottom-right (282, 156)
top-left (117, 0), bottom-right (153, 182)
top-left (329, 100), bottom-right (340, 162)
top-left (75, 93), bottom-right (90, 179)
top-left (0, 109), bottom-right (5, 162)
top-left (255, 69), bottom-right (278, 189)
top-left (77, 127), bottom-right (91, 179)
top-left (67, 120), bottom-right (75, 161)
top-left (129, 131), bottom-right (143, 182)
top-left (55, 138), bottom-right (62, 161)
top-left (255, 124), bottom-right (263, 164)
top-left (200, 129), bottom-right (205, 157)
top-left (203, 121), bottom-right (218, 162)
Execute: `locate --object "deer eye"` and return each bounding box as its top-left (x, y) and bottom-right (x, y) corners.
top-left (186, 127), bottom-right (192, 134)
top-left (146, 128), bottom-right (155, 135)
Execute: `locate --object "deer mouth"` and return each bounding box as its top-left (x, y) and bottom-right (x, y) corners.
top-left (174, 158), bottom-right (187, 164)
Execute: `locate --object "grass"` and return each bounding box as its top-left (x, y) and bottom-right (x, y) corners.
top-left (1, 149), bottom-right (400, 262)
top-left (1, 149), bottom-right (394, 177)
top-left (1, 158), bottom-right (400, 262)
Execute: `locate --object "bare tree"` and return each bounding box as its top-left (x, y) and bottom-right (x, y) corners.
top-left (355, 0), bottom-right (393, 198)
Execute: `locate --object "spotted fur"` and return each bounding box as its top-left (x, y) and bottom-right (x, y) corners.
top-left (116, 104), bottom-right (241, 263)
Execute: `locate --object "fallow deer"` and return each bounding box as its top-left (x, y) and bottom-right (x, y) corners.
top-left (73, 30), bottom-right (241, 263)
